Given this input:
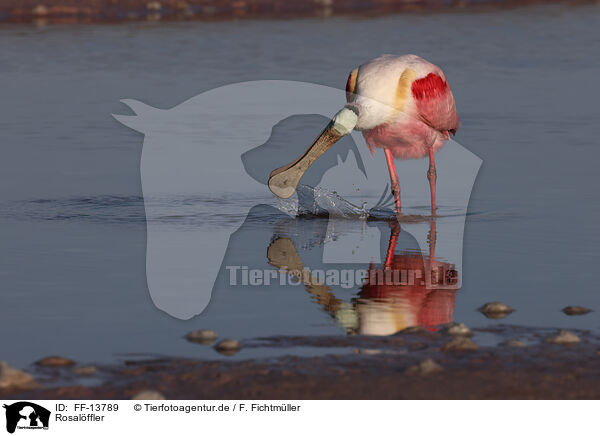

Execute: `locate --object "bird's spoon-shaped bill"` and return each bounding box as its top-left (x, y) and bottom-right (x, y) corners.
top-left (268, 106), bottom-right (358, 199)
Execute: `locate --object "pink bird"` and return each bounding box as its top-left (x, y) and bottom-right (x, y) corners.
top-left (269, 54), bottom-right (459, 217)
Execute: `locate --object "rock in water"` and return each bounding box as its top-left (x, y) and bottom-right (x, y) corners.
top-left (405, 359), bottom-right (443, 375)
top-left (185, 329), bottom-right (218, 344)
top-left (35, 356), bottom-right (76, 367)
top-left (445, 323), bottom-right (472, 337)
top-left (562, 306), bottom-right (592, 316)
top-left (546, 330), bottom-right (580, 344)
top-left (132, 390), bottom-right (165, 400)
top-left (503, 339), bottom-right (526, 348)
top-left (32, 5), bottom-right (48, 16)
top-left (146, 1), bottom-right (162, 11)
top-left (0, 362), bottom-right (35, 389)
top-left (478, 302), bottom-right (514, 319)
top-left (215, 339), bottom-right (241, 355)
top-left (441, 337), bottom-right (479, 352)
top-left (72, 365), bottom-right (97, 376)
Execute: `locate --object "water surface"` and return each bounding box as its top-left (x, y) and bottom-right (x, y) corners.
top-left (1, 4), bottom-right (599, 366)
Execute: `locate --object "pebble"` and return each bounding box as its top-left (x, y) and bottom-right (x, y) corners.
top-left (355, 349), bottom-right (383, 355)
top-left (441, 337), bottom-right (479, 352)
top-left (215, 339), bottom-right (241, 355)
top-left (405, 358), bottom-right (443, 375)
top-left (32, 5), bottom-right (48, 16)
top-left (0, 362), bottom-right (35, 389)
top-left (131, 390), bottom-right (165, 400)
top-left (478, 302), bottom-right (514, 319)
top-left (445, 323), bottom-right (472, 337)
top-left (503, 339), bottom-right (526, 348)
top-left (562, 306), bottom-right (592, 316)
top-left (176, 1), bottom-right (194, 15)
top-left (546, 330), bottom-right (580, 345)
top-left (185, 329), bottom-right (218, 344)
top-left (35, 356), bottom-right (76, 367)
top-left (146, 1), bottom-right (162, 11)
top-left (72, 365), bottom-right (97, 376)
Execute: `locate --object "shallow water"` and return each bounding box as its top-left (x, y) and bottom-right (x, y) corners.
top-left (1, 4), bottom-right (600, 366)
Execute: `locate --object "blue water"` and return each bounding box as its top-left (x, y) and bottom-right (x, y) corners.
top-left (1, 4), bottom-right (599, 366)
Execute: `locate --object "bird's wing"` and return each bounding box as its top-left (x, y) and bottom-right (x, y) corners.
top-left (411, 72), bottom-right (459, 135)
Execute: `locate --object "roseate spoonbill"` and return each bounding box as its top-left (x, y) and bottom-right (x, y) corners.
top-left (268, 54), bottom-right (459, 216)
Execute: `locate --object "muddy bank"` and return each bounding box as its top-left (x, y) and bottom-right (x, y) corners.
top-left (0, 0), bottom-right (593, 24)
top-left (3, 325), bottom-right (600, 400)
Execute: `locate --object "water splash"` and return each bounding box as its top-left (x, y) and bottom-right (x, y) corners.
top-left (276, 185), bottom-right (371, 219)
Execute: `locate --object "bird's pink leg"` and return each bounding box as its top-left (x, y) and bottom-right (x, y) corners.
top-left (427, 148), bottom-right (437, 216)
top-left (384, 148), bottom-right (402, 217)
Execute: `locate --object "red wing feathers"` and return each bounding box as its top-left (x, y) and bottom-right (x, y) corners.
top-left (411, 73), bottom-right (459, 135)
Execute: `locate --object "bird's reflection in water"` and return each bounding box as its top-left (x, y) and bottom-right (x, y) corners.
top-left (267, 220), bottom-right (458, 335)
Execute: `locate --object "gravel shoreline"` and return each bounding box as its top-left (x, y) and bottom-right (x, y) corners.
top-left (0, 0), bottom-right (592, 24)
top-left (3, 324), bottom-right (600, 400)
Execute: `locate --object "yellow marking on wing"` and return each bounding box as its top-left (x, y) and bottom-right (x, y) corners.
top-left (394, 68), bottom-right (417, 113)
top-left (346, 68), bottom-right (358, 102)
